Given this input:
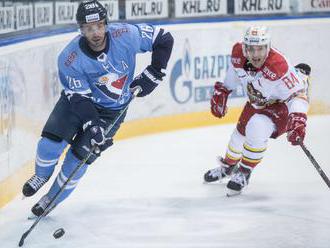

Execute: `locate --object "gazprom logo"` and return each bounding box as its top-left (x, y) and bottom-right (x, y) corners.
top-left (169, 39), bottom-right (193, 104)
top-left (169, 39), bottom-right (234, 104)
top-left (183, 42), bottom-right (191, 78)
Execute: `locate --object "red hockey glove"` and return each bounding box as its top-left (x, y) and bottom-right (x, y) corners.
top-left (287, 112), bottom-right (307, 145)
top-left (210, 82), bottom-right (232, 118)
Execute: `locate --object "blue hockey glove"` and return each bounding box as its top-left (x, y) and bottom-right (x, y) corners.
top-left (130, 65), bottom-right (165, 97)
top-left (83, 120), bottom-right (106, 147)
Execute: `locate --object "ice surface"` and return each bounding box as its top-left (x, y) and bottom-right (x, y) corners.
top-left (0, 115), bottom-right (329, 248)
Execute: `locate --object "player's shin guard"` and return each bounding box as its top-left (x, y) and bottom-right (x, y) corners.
top-left (204, 129), bottom-right (244, 183)
top-left (227, 142), bottom-right (266, 195)
top-left (33, 149), bottom-right (88, 216)
top-left (23, 138), bottom-right (67, 197)
top-left (223, 129), bottom-right (244, 165)
top-left (35, 138), bottom-right (68, 177)
top-left (240, 142), bottom-right (265, 170)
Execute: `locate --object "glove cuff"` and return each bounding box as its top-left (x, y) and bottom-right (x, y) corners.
top-left (288, 112), bottom-right (307, 124)
top-left (214, 82), bottom-right (232, 95)
top-left (145, 65), bottom-right (166, 84)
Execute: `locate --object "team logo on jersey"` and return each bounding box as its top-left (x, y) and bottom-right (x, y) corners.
top-left (95, 73), bottom-right (127, 100)
top-left (112, 28), bottom-right (129, 38)
top-left (247, 82), bottom-right (267, 106)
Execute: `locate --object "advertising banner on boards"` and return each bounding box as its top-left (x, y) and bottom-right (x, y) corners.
top-left (297, 0), bottom-right (330, 12)
top-left (234, 0), bottom-right (290, 15)
top-left (129, 23), bottom-right (247, 120)
top-left (175, 0), bottom-right (227, 18)
top-left (0, 7), bottom-right (15, 34)
top-left (99, 0), bottom-right (119, 20)
top-left (35, 2), bottom-right (54, 28)
top-left (55, 1), bottom-right (78, 24)
top-left (126, 0), bottom-right (168, 20)
top-left (16, 5), bottom-right (33, 31)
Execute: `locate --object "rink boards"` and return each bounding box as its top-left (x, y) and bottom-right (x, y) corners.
top-left (0, 17), bottom-right (329, 208)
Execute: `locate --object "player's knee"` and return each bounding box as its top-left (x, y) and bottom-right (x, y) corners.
top-left (62, 150), bottom-right (89, 179)
top-left (41, 131), bottom-right (63, 142)
top-left (246, 114), bottom-right (274, 142)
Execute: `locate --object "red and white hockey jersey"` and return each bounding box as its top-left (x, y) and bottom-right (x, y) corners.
top-left (224, 43), bottom-right (309, 114)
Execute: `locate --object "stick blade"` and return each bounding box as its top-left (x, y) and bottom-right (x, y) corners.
top-left (18, 231), bottom-right (29, 247)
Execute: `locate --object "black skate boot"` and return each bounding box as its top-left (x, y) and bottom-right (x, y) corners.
top-left (204, 157), bottom-right (238, 183)
top-left (226, 166), bottom-right (252, 197)
top-left (22, 175), bottom-right (50, 197)
top-left (31, 195), bottom-right (56, 217)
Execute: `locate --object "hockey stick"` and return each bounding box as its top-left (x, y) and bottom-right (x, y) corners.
top-left (18, 88), bottom-right (141, 247)
top-left (299, 140), bottom-right (330, 189)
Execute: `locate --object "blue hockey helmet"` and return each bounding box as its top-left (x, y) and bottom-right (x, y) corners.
top-left (76, 0), bottom-right (108, 26)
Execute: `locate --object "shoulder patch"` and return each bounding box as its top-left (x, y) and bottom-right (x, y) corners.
top-left (64, 51), bottom-right (77, 67)
top-left (111, 27), bottom-right (130, 38)
top-left (231, 42), bottom-right (246, 69)
top-left (262, 48), bottom-right (288, 81)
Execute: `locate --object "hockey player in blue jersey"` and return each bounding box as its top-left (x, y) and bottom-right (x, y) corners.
top-left (22, 0), bottom-right (174, 217)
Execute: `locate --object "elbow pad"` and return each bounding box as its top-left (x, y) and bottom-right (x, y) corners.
top-left (151, 29), bottom-right (174, 71)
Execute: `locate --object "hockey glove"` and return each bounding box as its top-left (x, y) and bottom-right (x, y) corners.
top-left (83, 120), bottom-right (106, 147)
top-left (130, 65), bottom-right (165, 97)
top-left (295, 63), bottom-right (311, 76)
top-left (210, 82), bottom-right (232, 118)
top-left (287, 112), bottom-right (307, 145)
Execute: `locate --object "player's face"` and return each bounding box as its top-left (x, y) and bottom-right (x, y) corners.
top-left (81, 20), bottom-right (107, 51)
top-left (245, 45), bottom-right (268, 68)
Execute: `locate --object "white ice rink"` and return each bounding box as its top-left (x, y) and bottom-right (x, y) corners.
top-left (1, 115), bottom-right (330, 248)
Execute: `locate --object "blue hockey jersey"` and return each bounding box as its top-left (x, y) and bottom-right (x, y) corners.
top-left (58, 23), bottom-right (156, 109)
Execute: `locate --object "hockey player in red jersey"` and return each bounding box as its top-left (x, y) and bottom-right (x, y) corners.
top-left (203, 26), bottom-right (311, 196)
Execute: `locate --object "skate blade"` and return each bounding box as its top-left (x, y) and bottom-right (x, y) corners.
top-left (203, 177), bottom-right (230, 184)
top-left (27, 213), bottom-right (50, 220)
top-left (226, 189), bottom-right (242, 197)
top-left (203, 180), bottom-right (219, 184)
top-left (204, 180), bottom-right (228, 185)
top-left (27, 213), bottom-right (38, 220)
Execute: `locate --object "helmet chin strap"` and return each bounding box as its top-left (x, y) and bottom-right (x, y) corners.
top-left (266, 42), bottom-right (271, 57)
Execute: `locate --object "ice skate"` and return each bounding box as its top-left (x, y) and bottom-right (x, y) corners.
top-left (29, 195), bottom-right (56, 218)
top-left (22, 174), bottom-right (50, 197)
top-left (226, 167), bottom-right (251, 197)
top-left (204, 157), bottom-right (237, 183)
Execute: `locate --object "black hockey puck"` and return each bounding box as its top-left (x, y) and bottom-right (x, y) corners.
top-left (53, 228), bottom-right (65, 239)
